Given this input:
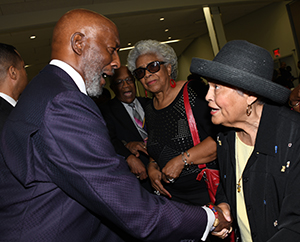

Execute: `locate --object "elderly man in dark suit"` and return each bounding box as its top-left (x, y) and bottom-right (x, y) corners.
top-left (0, 43), bottom-right (28, 132)
top-left (0, 9), bottom-right (231, 242)
top-left (101, 66), bottom-right (152, 192)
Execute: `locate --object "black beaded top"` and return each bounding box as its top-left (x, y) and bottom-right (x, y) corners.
top-left (145, 80), bottom-right (220, 205)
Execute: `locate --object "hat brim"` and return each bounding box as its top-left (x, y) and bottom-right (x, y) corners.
top-left (190, 58), bottom-right (291, 105)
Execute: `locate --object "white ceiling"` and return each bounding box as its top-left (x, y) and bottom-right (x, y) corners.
top-left (0, 0), bottom-right (285, 80)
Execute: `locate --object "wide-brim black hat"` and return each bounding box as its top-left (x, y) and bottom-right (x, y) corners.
top-left (190, 40), bottom-right (291, 104)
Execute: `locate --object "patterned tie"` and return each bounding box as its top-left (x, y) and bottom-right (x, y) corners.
top-left (129, 103), bottom-right (147, 139)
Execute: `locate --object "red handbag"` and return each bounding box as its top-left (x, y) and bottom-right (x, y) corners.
top-left (183, 81), bottom-right (220, 204)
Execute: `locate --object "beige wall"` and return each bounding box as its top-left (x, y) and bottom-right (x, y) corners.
top-left (177, 1), bottom-right (297, 82)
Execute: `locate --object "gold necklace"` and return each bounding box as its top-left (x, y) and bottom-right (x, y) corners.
top-left (236, 133), bottom-right (252, 193)
top-left (237, 177), bottom-right (242, 193)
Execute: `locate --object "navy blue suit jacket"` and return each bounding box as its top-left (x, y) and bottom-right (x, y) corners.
top-left (0, 65), bottom-right (208, 241)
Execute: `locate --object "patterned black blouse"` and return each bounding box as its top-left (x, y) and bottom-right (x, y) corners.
top-left (145, 80), bottom-right (221, 205)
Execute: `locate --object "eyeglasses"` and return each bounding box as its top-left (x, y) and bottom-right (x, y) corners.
top-left (113, 77), bottom-right (135, 87)
top-left (133, 61), bottom-right (166, 80)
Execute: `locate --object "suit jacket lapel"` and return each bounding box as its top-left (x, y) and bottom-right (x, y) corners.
top-left (0, 97), bottom-right (14, 114)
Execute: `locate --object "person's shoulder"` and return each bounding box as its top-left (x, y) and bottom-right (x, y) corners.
top-left (277, 104), bottom-right (300, 124)
top-left (137, 96), bottom-right (152, 106)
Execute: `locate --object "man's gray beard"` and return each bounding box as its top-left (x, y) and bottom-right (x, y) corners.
top-left (86, 75), bottom-right (103, 98)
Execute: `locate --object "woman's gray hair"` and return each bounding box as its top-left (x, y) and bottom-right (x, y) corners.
top-left (127, 39), bottom-right (178, 80)
top-left (235, 89), bottom-right (265, 105)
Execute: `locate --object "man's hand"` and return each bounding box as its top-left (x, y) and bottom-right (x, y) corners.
top-left (126, 155), bottom-right (147, 180)
top-left (209, 203), bottom-right (232, 239)
top-left (125, 141), bottom-right (148, 157)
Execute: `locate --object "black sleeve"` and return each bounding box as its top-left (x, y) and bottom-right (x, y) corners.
top-left (99, 104), bottom-right (132, 159)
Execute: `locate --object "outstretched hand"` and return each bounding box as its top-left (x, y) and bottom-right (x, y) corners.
top-left (209, 203), bottom-right (232, 239)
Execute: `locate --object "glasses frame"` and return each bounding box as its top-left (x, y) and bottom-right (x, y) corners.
top-left (133, 61), bottom-right (166, 80)
top-left (112, 76), bottom-right (135, 87)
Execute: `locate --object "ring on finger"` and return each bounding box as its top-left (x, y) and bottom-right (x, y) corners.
top-left (154, 190), bottom-right (160, 196)
top-left (168, 178), bottom-right (175, 183)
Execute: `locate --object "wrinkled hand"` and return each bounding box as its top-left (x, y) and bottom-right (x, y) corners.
top-left (161, 155), bottom-right (184, 183)
top-left (127, 155), bottom-right (148, 180)
top-left (210, 203), bottom-right (232, 239)
top-left (148, 163), bottom-right (171, 198)
top-left (125, 141), bottom-right (148, 157)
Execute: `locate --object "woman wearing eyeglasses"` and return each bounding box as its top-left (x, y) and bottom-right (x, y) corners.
top-left (127, 40), bottom-right (230, 234)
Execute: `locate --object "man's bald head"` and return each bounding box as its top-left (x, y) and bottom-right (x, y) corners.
top-left (51, 9), bottom-right (121, 97)
top-left (51, 9), bottom-right (117, 60)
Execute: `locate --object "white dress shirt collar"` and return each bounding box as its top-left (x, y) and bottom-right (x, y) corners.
top-left (49, 59), bottom-right (87, 95)
top-left (0, 92), bottom-right (17, 107)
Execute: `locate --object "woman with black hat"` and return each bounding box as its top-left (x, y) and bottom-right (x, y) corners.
top-left (190, 40), bottom-right (300, 241)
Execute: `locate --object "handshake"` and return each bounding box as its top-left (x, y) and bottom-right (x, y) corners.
top-left (207, 202), bottom-right (233, 240)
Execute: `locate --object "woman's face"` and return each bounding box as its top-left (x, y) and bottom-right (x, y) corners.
top-left (135, 53), bottom-right (171, 93)
top-left (205, 81), bottom-right (249, 127)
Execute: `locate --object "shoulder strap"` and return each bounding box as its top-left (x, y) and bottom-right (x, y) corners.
top-left (183, 81), bottom-right (206, 169)
top-left (183, 81), bottom-right (200, 145)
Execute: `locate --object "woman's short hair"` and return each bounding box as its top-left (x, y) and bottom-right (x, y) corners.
top-left (127, 39), bottom-right (178, 80)
top-left (236, 88), bottom-right (265, 105)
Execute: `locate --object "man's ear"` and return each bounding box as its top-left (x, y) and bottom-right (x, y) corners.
top-left (8, 65), bottom-right (17, 80)
top-left (71, 32), bottom-right (85, 55)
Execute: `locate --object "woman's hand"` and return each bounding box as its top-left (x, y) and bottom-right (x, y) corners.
top-left (211, 203), bottom-right (233, 239)
top-left (148, 162), bottom-right (172, 198)
top-left (161, 155), bottom-right (184, 183)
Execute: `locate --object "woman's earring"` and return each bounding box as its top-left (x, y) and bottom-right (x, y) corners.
top-left (145, 90), bottom-right (148, 97)
top-left (170, 79), bottom-right (176, 88)
top-left (246, 104), bottom-right (252, 116)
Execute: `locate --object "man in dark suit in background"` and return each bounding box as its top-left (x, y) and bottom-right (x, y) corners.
top-left (0, 9), bottom-right (231, 242)
top-left (101, 66), bottom-right (152, 192)
top-left (0, 43), bottom-right (28, 132)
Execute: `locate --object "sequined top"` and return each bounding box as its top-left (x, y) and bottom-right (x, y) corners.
top-left (145, 80), bottom-right (220, 205)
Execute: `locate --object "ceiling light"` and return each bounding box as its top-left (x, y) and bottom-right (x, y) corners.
top-left (161, 39), bottom-right (181, 44)
top-left (168, 36), bottom-right (172, 39)
top-left (128, 42), bottom-right (131, 46)
top-left (164, 29), bottom-right (169, 32)
top-left (119, 46), bottom-right (135, 51)
top-left (160, 17), bottom-right (164, 21)
top-left (120, 39), bottom-right (181, 52)
top-left (30, 35), bottom-right (36, 39)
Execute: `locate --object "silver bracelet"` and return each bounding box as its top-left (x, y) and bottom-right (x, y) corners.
top-left (181, 152), bottom-right (190, 170)
top-left (182, 150), bottom-right (193, 166)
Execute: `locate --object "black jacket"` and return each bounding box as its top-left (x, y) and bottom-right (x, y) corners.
top-left (100, 97), bottom-right (152, 191)
top-left (0, 96), bottom-right (14, 133)
top-left (217, 104), bottom-right (300, 242)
